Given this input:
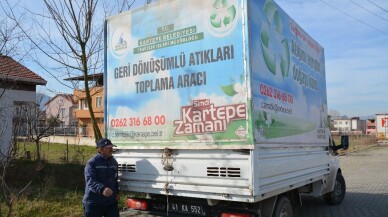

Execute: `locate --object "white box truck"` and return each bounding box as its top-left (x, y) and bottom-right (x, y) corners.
top-left (375, 114), bottom-right (388, 144)
top-left (104, 0), bottom-right (349, 216)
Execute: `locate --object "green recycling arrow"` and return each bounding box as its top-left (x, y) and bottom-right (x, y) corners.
top-left (260, 0), bottom-right (290, 79)
top-left (210, 0), bottom-right (237, 29)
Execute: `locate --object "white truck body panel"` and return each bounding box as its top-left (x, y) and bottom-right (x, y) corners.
top-left (105, 0), bottom-right (333, 204)
top-left (115, 144), bottom-right (330, 203)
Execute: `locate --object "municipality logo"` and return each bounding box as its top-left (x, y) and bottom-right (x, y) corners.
top-left (115, 33), bottom-right (127, 52)
top-left (110, 27), bottom-right (130, 58)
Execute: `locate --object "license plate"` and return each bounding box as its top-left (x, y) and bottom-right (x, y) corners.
top-left (169, 202), bottom-right (207, 216)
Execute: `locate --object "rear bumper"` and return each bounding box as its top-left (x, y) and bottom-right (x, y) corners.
top-left (126, 195), bottom-right (258, 217)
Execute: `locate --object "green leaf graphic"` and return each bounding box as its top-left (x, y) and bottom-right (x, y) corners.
top-left (221, 84), bottom-right (237, 96)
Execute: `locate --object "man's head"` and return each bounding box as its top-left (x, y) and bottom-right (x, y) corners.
top-left (96, 138), bottom-right (116, 158)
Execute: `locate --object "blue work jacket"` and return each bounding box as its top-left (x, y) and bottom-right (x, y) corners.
top-left (82, 153), bottom-right (119, 206)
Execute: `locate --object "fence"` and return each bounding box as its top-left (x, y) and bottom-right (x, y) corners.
top-left (333, 134), bottom-right (377, 154)
top-left (33, 126), bottom-right (88, 137)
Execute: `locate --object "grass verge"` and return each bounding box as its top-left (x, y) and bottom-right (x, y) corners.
top-left (0, 142), bottom-right (127, 217)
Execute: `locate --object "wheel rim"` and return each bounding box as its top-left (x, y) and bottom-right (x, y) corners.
top-left (280, 208), bottom-right (289, 217)
top-left (334, 180), bottom-right (342, 200)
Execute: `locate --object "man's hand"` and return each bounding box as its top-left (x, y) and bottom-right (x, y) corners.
top-left (102, 187), bottom-right (113, 197)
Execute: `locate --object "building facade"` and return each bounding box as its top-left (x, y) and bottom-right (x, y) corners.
top-left (333, 117), bottom-right (351, 134)
top-left (73, 86), bottom-right (104, 137)
top-left (45, 94), bottom-right (78, 126)
top-left (331, 116), bottom-right (367, 135)
top-left (366, 118), bottom-right (376, 135)
top-left (65, 73), bottom-right (104, 138)
top-left (0, 55), bottom-right (46, 155)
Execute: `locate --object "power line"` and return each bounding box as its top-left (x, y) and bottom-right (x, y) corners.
top-left (319, 0), bottom-right (388, 36)
top-left (366, 0), bottom-right (388, 13)
top-left (346, 0), bottom-right (388, 23)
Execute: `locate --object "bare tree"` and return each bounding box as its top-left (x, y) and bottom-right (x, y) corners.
top-left (329, 109), bottom-right (341, 118)
top-left (38, 0), bottom-right (105, 140)
top-left (0, 0), bottom-right (34, 61)
top-left (0, 120), bottom-right (31, 217)
top-left (0, 83), bottom-right (31, 217)
top-left (15, 96), bottom-right (61, 162)
top-left (0, 103), bottom-right (34, 217)
top-left (8, 0), bottom-right (132, 141)
top-left (3, 0), bottom-right (145, 141)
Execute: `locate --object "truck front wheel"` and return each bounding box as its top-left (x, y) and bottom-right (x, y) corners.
top-left (324, 173), bottom-right (346, 205)
top-left (272, 196), bottom-right (293, 217)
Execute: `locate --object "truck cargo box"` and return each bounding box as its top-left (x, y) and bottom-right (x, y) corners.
top-left (105, 0), bottom-right (328, 150)
top-left (104, 0), bottom-right (344, 216)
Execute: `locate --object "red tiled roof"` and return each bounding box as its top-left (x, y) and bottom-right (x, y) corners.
top-left (0, 55), bottom-right (47, 85)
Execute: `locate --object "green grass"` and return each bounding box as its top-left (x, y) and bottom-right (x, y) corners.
top-left (8, 188), bottom-right (85, 217)
top-left (0, 142), bottom-right (128, 217)
top-left (253, 110), bottom-right (316, 139)
top-left (19, 141), bottom-right (97, 164)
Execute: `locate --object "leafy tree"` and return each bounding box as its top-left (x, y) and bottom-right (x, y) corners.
top-left (46, 115), bottom-right (62, 128)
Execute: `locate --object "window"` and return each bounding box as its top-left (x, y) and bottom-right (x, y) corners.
top-left (96, 96), bottom-right (102, 108)
top-left (60, 108), bottom-right (66, 117)
top-left (80, 99), bottom-right (88, 110)
top-left (80, 100), bottom-right (84, 109)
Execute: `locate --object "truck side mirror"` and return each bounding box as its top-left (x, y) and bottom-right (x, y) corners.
top-left (341, 135), bottom-right (349, 150)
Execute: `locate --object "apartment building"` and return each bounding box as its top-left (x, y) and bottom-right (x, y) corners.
top-left (65, 73), bottom-right (104, 137)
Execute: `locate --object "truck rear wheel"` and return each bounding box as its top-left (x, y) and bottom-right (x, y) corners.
top-left (272, 196), bottom-right (293, 217)
top-left (324, 173), bottom-right (346, 205)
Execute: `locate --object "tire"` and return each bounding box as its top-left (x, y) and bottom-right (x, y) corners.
top-left (272, 196), bottom-right (293, 217)
top-left (324, 173), bottom-right (346, 205)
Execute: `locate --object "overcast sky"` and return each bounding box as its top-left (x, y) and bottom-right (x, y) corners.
top-left (12, 0), bottom-right (387, 118)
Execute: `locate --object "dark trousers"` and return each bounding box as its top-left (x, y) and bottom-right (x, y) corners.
top-left (83, 202), bottom-right (119, 217)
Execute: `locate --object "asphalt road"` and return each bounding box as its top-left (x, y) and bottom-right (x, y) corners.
top-left (121, 145), bottom-right (388, 217)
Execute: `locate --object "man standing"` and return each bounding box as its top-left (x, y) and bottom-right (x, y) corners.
top-left (83, 138), bottom-right (120, 217)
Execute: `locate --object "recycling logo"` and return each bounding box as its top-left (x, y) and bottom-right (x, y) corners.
top-left (208, 0), bottom-right (238, 37)
top-left (260, 0), bottom-right (290, 79)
